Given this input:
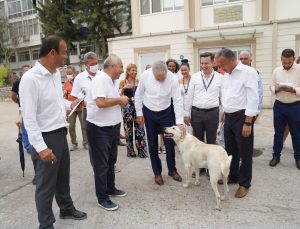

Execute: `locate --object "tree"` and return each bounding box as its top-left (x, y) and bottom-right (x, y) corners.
top-left (36, 0), bottom-right (132, 60)
top-left (0, 17), bottom-right (21, 65)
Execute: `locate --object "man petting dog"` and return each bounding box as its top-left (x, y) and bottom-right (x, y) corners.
top-left (215, 49), bottom-right (259, 198)
top-left (135, 61), bottom-right (185, 185)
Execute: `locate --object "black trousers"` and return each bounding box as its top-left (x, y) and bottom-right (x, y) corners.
top-left (191, 107), bottom-right (219, 144)
top-left (224, 112), bottom-right (254, 188)
top-left (30, 128), bottom-right (75, 229)
top-left (86, 121), bottom-right (119, 203)
top-left (143, 106), bottom-right (177, 175)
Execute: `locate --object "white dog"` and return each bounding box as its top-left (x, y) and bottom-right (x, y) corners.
top-left (164, 126), bottom-right (232, 210)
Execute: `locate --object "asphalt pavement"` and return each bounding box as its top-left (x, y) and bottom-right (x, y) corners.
top-left (0, 101), bottom-right (299, 229)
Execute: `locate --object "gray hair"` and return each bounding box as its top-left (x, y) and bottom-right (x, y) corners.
top-left (215, 48), bottom-right (236, 60)
top-left (83, 52), bottom-right (98, 63)
top-left (103, 54), bottom-right (121, 69)
top-left (66, 65), bottom-right (76, 73)
top-left (152, 61), bottom-right (168, 76)
top-left (239, 50), bottom-right (252, 59)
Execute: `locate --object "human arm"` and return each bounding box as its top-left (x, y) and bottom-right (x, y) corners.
top-left (134, 72), bottom-right (146, 121)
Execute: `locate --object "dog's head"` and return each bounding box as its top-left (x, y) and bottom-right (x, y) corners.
top-left (163, 126), bottom-right (182, 142)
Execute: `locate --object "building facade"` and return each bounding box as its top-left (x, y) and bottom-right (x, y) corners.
top-left (108, 0), bottom-right (300, 108)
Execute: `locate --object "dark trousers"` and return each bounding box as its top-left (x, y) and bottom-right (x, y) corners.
top-left (143, 106), bottom-right (176, 176)
top-left (86, 121), bottom-right (119, 203)
top-left (191, 107), bottom-right (219, 144)
top-left (30, 128), bottom-right (75, 229)
top-left (224, 112), bottom-right (253, 188)
top-left (82, 108), bottom-right (94, 166)
top-left (273, 100), bottom-right (300, 160)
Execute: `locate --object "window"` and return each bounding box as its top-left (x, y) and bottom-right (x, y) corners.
top-left (9, 21), bottom-right (23, 38)
top-left (202, 0), bottom-right (241, 6)
top-left (140, 0), bottom-right (183, 15)
top-left (0, 1), bottom-right (5, 17)
top-left (139, 52), bottom-right (167, 74)
top-left (32, 50), bottom-right (39, 60)
top-left (9, 54), bottom-right (16, 62)
top-left (69, 43), bottom-right (78, 55)
top-left (79, 43), bottom-right (95, 54)
top-left (23, 18), bottom-right (39, 36)
top-left (18, 50), bottom-right (30, 61)
top-left (7, 0), bottom-right (22, 19)
top-left (22, 0), bottom-right (36, 16)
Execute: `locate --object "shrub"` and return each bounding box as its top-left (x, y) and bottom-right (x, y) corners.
top-left (0, 65), bottom-right (10, 87)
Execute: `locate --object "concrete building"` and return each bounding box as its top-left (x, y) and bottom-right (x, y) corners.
top-left (0, 0), bottom-right (130, 76)
top-left (108, 0), bottom-right (300, 108)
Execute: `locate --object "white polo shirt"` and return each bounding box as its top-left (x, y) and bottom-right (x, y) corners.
top-left (86, 71), bottom-right (121, 127)
top-left (71, 69), bottom-right (101, 100)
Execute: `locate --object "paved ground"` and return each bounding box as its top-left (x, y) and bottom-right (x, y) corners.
top-left (0, 101), bottom-right (299, 229)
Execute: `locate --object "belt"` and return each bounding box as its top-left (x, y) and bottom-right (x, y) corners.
top-left (42, 127), bottom-right (67, 135)
top-left (276, 100), bottom-right (300, 106)
top-left (102, 123), bottom-right (120, 129)
top-left (192, 106), bottom-right (219, 112)
top-left (225, 109), bottom-right (245, 117)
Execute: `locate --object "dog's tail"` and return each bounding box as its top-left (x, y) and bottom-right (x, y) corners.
top-left (221, 155), bottom-right (232, 177)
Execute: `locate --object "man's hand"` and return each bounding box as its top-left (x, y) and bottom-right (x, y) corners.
top-left (184, 116), bottom-right (191, 126)
top-left (220, 112), bottom-right (225, 123)
top-left (136, 116), bottom-right (144, 126)
top-left (275, 84), bottom-right (296, 94)
top-left (119, 96), bottom-right (129, 106)
top-left (177, 124), bottom-right (186, 139)
top-left (70, 98), bottom-right (82, 110)
top-left (38, 148), bottom-right (57, 163)
top-left (242, 125), bottom-right (252, 137)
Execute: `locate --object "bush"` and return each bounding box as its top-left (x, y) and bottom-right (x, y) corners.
top-left (0, 65), bottom-right (10, 87)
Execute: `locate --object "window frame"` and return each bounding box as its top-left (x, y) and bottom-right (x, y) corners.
top-left (201, 0), bottom-right (242, 7)
top-left (140, 0), bottom-right (184, 16)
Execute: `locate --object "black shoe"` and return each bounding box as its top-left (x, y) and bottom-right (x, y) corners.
top-left (98, 200), bottom-right (118, 211)
top-left (60, 209), bottom-right (87, 220)
top-left (296, 160), bottom-right (300, 170)
top-left (107, 189), bottom-right (127, 197)
top-left (269, 157), bottom-right (280, 167)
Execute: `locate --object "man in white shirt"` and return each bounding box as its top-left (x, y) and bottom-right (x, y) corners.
top-left (19, 35), bottom-right (87, 229)
top-left (71, 52), bottom-right (100, 151)
top-left (184, 52), bottom-right (222, 144)
top-left (135, 61), bottom-right (185, 186)
top-left (86, 54), bottom-right (128, 211)
top-left (269, 49), bottom-right (300, 169)
top-left (215, 48), bottom-right (259, 198)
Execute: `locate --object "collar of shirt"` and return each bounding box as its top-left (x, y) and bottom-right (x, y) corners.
top-left (36, 61), bottom-right (57, 77)
top-left (201, 70), bottom-right (215, 81)
top-left (229, 62), bottom-right (243, 75)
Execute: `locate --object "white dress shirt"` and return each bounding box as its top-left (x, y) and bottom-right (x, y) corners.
top-left (134, 68), bottom-right (183, 124)
top-left (19, 61), bottom-right (71, 152)
top-left (270, 63), bottom-right (300, 103)
top-left (185, 71), bottom-right (222, 116)
top-left (71, 69), bottom-right (101, 100)
top-left (86, 71), bottom-right (121, 127)
top-left (221, 62), bottom-right (259, 117)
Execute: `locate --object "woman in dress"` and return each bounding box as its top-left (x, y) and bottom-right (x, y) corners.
top-left (179, 60), bottom-right (193, 134)
top-left (120, 64), bottom-right (147, 158)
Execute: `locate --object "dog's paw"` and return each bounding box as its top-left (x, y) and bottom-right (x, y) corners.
top-left (220, 195), bottom-right (228, 201)
top-left (194, 181), bottom-right (200, 186)
top-left (183, 183), bottom-right (189, 188)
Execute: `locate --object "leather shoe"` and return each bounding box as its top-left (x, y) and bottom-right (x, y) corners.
top-left (218, 177), bottom-right (238, 185)
top-left (154, 175), bottom-right (164, 185)
top-left (60, 209), bottom-right (87, 220)
top-left (269, 157), bottom-right (280, 167)
top-left (235, 186), bottom-right (249, 198)
top-left (168, 171), bottom-right (182, 182)
top-left (296, 160), bottom-right (300, 170)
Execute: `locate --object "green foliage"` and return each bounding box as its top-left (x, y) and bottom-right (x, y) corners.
top-left (35, 0), bottom-right (132, 59)
top-left (0, 65), bottom-right (10, 87)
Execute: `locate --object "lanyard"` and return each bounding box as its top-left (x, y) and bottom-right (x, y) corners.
top-left (201, 72), bottom-right (215, 91)
top-left (183, 76), bottom-right (191, 94)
